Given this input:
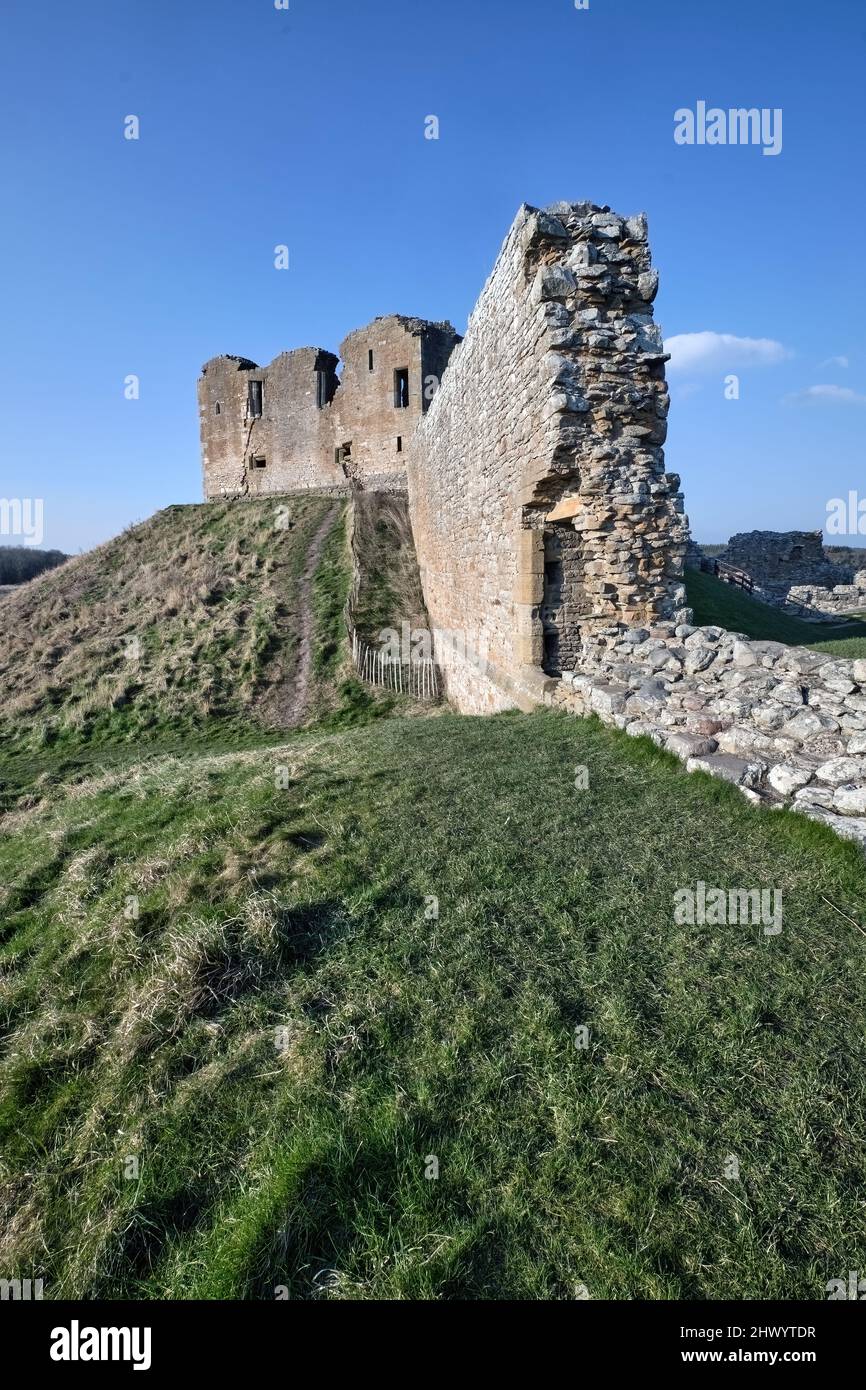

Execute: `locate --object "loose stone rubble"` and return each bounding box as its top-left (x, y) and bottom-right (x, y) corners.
top-left (550, 621), bottom-right (866, 847)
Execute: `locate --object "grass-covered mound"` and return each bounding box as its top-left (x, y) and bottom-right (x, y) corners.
top-left (685, 568), bottom-right (866, 658)
top-left (0, 497), bottom-right (394, 760)
top-left (1, 711), bottom-right (864, 1300)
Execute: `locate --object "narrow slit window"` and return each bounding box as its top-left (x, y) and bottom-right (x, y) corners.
top-left (316, 370), bottom-right (329, 409)
top-left (368, 349), bottom-right (374, 371)
top-left (394, 367), bottom-right (409, 409)
top-left (396, 436), bottom-right (403, 453)
top-left (214, 402), bottom-right (221, 415)
top-left (248, 380), bottom-right (263, 417)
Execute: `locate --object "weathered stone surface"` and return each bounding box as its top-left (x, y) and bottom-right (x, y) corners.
top-left (780, 708), bottom-right (833, 739)
top-left (686, 753), bottom-right (767, 789)
top-left (590, 683), bottom-right (630, 716)
top-left (732, 640), bottom-right (757, 666)
top-left (815, 756), bottom-right (866, 786)
top-left (768, 763), bottom-right (814, 796)
top-left (666, 732), bottom-right (717, 759)
top-left (834, 783), bottom-right (866, 814)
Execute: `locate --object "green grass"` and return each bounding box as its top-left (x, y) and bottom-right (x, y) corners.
top-left (2, 710), bottom-right (864, 1300)
top-left (3, 509), bottom-right (865, 1300)
top-left (685, 567), bottom-right (866, 658)
top-left (349, 492), bottom-right (428, 642)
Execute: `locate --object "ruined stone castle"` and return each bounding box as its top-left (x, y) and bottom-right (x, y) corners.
top-left (199, 315), bottom-right (461, 498)
top-left (200, 200), bottom-right (689, 712)
top-left (199, 200), bottom-right (866, 844)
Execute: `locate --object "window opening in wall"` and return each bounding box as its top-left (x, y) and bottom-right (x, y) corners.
top-left (368, 350), bottom-right (374, 371)
top-left (248, 380), bottom-right (263, 417)
top-left (394, 367), bottom-right (409, 409)
top-left (316, 370), bottom-right (329, 409)
top-left (336, 441), bottom-right (353, 478)
top-left (543, 629), bottom-right (560, 673)
top-left (396, 436), bottom-right (403, 453)
top-left (544, 558), bottom-right (563, 591)
top-left (215, 402), bottom-right (221, 415)
top-left (252, 456), bottom-right (267, 469)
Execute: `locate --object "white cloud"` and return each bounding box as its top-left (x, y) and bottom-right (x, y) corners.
top-left (819, 355), bottom-right (849, 369)
top-left (670, 381), bottom-right (703, 402)
top-left (784, 384), bottom-right (866, 406)
top-left (664, 331), bottom-right (791, 374)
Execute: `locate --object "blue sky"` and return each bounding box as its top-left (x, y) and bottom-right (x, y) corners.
top-left (1, 0), bottom-right (864, 552)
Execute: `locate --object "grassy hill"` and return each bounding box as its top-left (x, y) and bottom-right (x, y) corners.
top-left (2, 506), bottom-right (866, 1300)
top-left (686, 567), bottom-right (866, 658)
top-left (0, 497), bottom-right (401, 768)
top-left (1, 712), bottom-right (865, 1299)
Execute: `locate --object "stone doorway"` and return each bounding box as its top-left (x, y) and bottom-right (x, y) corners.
top-left (541, 524), bottom-right (582, 676)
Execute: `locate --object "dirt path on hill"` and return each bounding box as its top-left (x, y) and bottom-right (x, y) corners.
top-left (272, 503), bottom-right (341, 729)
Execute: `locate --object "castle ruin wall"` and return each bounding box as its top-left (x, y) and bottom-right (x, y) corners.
top-left (407, 200), bottom-right (689, 714)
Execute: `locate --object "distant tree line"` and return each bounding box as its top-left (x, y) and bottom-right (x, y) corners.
top-left (0, 546), bottom-right (69, 585)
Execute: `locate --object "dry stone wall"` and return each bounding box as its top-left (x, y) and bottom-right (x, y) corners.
top-left (407, 200), bottom-right (689, 713)
top-left (787, 575), bottom-right (866, 616)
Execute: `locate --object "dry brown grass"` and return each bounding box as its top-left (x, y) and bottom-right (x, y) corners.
top-left (0, 496), bottom-right (342, 748)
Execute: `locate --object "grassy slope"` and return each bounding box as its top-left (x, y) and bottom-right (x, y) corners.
top-left (3, 512), bottom-right (866, 1301)
top-left (0, 497), bottom-right (406, 777)
top-left (1, 712), bottom-right (864, 1300)
top-left (348, 492), bottom-right (429, 642)
top-left (685, 567), bottom-right (866, 658)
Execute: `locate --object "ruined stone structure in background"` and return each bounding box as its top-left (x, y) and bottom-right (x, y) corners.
top-left (718, 530), bottom-right (843, 598)
top-left (199, 315), bottom-right (460, 499)
top-left (715, 530), bottom-right (866, 616)
top-left (408, 201), bottom-right (689, 711)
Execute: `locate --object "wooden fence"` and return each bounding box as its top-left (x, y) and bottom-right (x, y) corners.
top-left (349, 627), bottom-right (439, 700)
top-left (714, 559), bottom-right (754, 594)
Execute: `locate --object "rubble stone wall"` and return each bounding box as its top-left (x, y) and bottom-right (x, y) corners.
top-left (787, 576), bottom-right (866, 616)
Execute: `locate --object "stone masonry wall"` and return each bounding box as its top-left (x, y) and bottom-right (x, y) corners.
top-left (198, 349), bottom-right (342, 499)
top-left (717, 530), bottom-right (843, 601)
top-left (407, 200), bottom-right (689, 713)
top-left (328, 316), bottom-right (457, 488)
top-left (788, 575), bottom-right (866, 616)
top-left (200, 317), bottom-right (461, 500)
